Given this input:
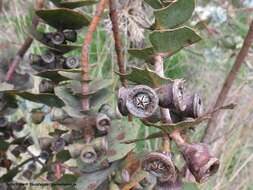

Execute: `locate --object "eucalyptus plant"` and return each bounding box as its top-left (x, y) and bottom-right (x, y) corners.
top-left (0, 0), bottom-right (235, 190)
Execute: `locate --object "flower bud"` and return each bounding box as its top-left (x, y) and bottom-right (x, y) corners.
top-left (31, 110), bottom-right (46, 124)
top-left (117, 87), bottom-right (129, 116)
top-left (182, 93), bottom-right (203, 118)
top-left (180, 143), bottom-right (219, 183)
top-left (156, 80), bottom-right (186, 112)
top-left (39, 79), bottom-right (55, 93)
top-left (80, 144), bottom-right (97, 164)
top-left (63, 30), bottom-right (77, 42)
top-left (63, 57), bottom-right (80, 69)
top-left (51, 31), bottom-right (65, 45)
top-left (142, 152), bottom-right (177, 183)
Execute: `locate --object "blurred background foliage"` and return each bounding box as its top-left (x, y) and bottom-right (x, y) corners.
top-left (0, 0), bottom-right (253, 189)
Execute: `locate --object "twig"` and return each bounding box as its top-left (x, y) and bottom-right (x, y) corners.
top-left (109, 0), bottom-right (127, 87)
top-left (81, 0), bottom-right (108, 111)
top-left (202, 20), bottom-right (253, 143)
top-left (4, 0), bottom-right (44, 82)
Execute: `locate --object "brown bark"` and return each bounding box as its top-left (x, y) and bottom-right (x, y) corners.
top-left (202, 20), bottom-right (253, 143)
top-left (109, 0), bottom-right (127, 87)
top-left (4, 0), bottom-right (44, 82)
top-left (81, 0), bottom-right (108, 111)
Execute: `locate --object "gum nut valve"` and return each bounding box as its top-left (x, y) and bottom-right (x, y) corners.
top-left (182, 93), bottom-right (203, 118)
top-left (142, 152), bottom-right (177, 183)
top-left (118, 85), bottom-right (159, 118)
top-left (180, 143), bottom-right (220, 183)
top-left (80, 144), bottom-right (97, 164)
top-left (51, 31), bottom-right (65, 45)
top-left (63, 57), bottom-right (80, 69)
top-left (156, 79), bottom-right (186, 112)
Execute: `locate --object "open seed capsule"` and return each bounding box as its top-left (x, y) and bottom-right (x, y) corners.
top-left (125, 85), bottom-right (159, 118)
top-left (63, 30), bottom-right (77, 42)
top-left (142, 152), bottom-right (177, 183)
top-left (180, 143), bottom-right (220, 183)
top-left (182, 93), bottom-right (203, 118)
top-left (80, 144), bottom-right (97, 164)
top-left (41, 51), bottom-right (56, 64)
top-left (51, 31), bottom-right (65, 45)
top-left (63, 57), bottom-right (80, 69)
top-left (156, 80), bottom-right (186, 112)
top-left (39, 79), bottom-right (55, 93)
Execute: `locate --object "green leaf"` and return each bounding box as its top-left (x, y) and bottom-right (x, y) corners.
top-left (182, 182), bottom-right (199, 190)
top-left (28, 28), bottom-right (81, 53)
top-left (128, 47), bottom-right (155, 61)
top-left (56, 150), bottom-right (72, 163)
top-left (36, 8), bottom-right (91, 30)
top-left (76, 162), bottom-right (119, 190)
top-left (150, 27), bottom-right (201, 55)
top-left (117, 66), bottom-right (173, 87)
top-left (6, 91), bottom-right (65, 108)
top-left (36, 69), bottom-right (85, 82)
top-left (0, 140), bottom-right (10, 151)
top-left (50, 0), bottom-right (98, 9)
top-left (154, 0), bottom-right (195, 29)
top-left (144, 0), bottom-right (163, 9)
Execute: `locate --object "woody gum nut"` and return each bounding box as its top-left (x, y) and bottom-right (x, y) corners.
top-left (39, 79), bottom-right (55, 93)
top-left (51, 137), bottom-right (65, 152)
top-left (51, 31), bottom-right (65, 45)
top-left (41, 52), bottom-right (56, 64)
top-left (181, 143), bottom-right (220, 183)
top-left (38, 137), bottom-right (54, 150)
top-left (183, 93), bottom-right (203, 118)
top-left (114, 169), bottom-right (130, 184)
top-left (142, 152), bottom-right (177, 183)
top-left (63, 57), bottom-right (80, 69)
top-left (80, 144), bottom-right (98, 164)
top-left (126, 85), bottom-right (159, 118)
top-left (117, 87), bottom-right (129, 116)
top-left (0, 117), bottom-right (8, 128)
top-left (68, 144), bottom-right (83, 158)
top-left (63, 30), bottom-right (77, 42)
top-left (144, 108), bottom-right (161, 123)
top-left (156, 80), bottom-right (186, 112)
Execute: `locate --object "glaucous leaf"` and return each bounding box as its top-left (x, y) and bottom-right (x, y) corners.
top-left (49, 0), bottom-right (97, 9)
top-left (36, 8), bottom-right (91, 30)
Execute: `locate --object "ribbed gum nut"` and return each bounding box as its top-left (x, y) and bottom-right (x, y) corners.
top-left (114, 169), bottom-right (130, 184)
top-left (95, 113), bottom-right (111, 133)
top-left (181, 143), bottom-right (220, 183)
top-left (51, 108), bottom-right (69, 122)
top-left (80, 144), bottom-right (97, 164)
top-left (140, 175), bottom-right (156, 187)
top-left (154, 176), bottom-right (182, 190)
top-left (142, 152), bottom-right (177, 183)
top-left (0, 117), bottom-right (8, 128)
top-left (63, 30), bottom-right (77, 42)
top-left (126, 85), bottom-right (159, 118)
top-left (183, 93), bottom-right (203, 118)
top-left (51, 31), bottom-right (65, 45)
top-left (156, 80), bottom-right (186, 112)
top-left (51, 137), bottom-right (65, 152)
top-left (41, 51), bottom-right (56, 64)
top-left (39, 137), bottom-right (54, 150)
top-left (92, 136), bottom-right (109, 154)
top-left (39, 79), bottom-right (55, 93)
top-left (117, 87), bottom-right (129, 116)
top-left (63, 57), bottom-right (80, 69)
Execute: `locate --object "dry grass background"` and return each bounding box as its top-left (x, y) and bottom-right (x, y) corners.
top-left (0, 0), bottom-right (253, 190)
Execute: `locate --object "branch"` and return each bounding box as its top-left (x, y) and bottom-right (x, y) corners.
top-left (109, 0), bottom-right (127, 87)
top-left (81, 0), bottom-right (108, 111)
top-left (202, 20), bottom-right (253, 142)
top-left (4, 0), bottom-right (44, 82)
